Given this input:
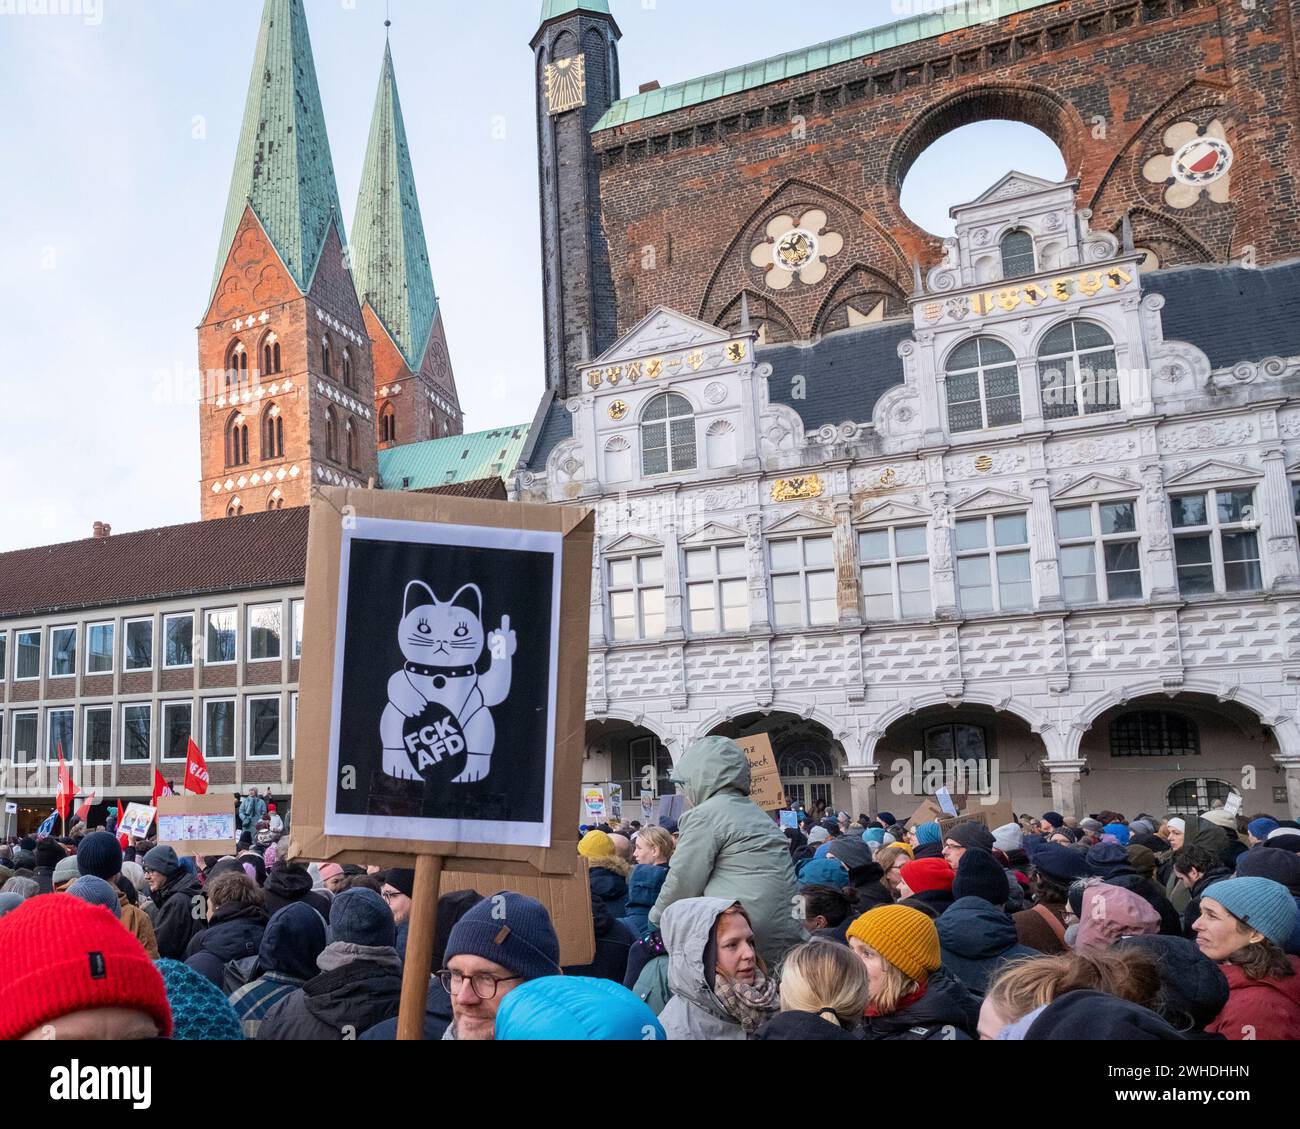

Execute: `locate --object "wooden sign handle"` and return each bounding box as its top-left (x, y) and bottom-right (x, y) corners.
top-left (397, 854), bottom-right (444, 1041)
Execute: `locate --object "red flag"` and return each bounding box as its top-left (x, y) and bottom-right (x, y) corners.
top-left (75, 790), bottom-right (97, 824)
top-left (183, 738), bottom-right (209, 795)
top-left (151, 768), bottom-right (168, 807)
top-left (56, 746), bottom-right (76, 822)
top-left (117, 799), bottom-right (128, 849)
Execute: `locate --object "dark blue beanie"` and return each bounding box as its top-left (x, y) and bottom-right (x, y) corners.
top-left (443, 891), bottom-right (561, 981)
top-left (1029, 842), bottom-right (1092, 884)
top-left (76, 832), bottom-right (123, 881)
top-left (1087, 841), bottom-right (1132, 878)
top-left (1042, 811), bottom-right (1064, 829)
top-left (329, 887), bottom-right (396, 948)
top-left (952, 848), bottom-right (1009, 905)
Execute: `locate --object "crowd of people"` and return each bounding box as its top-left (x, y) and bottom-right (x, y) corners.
top-left (1, 734), bottom-right (1298, 1041)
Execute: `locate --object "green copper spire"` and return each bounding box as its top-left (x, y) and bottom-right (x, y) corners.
top-left (210, 0), bottom-right (347, 301)
top-left (351, 41), bottom-right (438, 372)
top-left (539, 0), bottom-right (611, 23)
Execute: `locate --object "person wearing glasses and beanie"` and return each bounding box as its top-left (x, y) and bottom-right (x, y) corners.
top-left (437, 890), bottom-right (562, 1041)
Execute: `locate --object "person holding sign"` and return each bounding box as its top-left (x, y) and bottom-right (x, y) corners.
top-left (649, 737), bottom-right (806, 967)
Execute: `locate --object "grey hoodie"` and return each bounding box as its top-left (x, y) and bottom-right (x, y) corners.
top-left (657, 897), bottom-right (747, 1041)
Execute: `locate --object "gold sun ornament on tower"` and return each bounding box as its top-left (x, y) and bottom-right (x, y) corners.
top-left (544, 54), bottom-right (587, 116)
top-left (1142, 119), bottom-right (1233, 209)
top-left (750, 209), bottom-right (844, 291)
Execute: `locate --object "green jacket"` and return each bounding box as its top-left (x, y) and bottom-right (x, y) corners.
top-left (649, 737), bottom-right (807, 966)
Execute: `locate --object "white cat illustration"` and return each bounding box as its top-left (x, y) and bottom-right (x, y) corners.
top-left (380, 580), bottom-right (517, 785)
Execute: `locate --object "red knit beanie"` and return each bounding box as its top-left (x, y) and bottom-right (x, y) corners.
top-left (900, 857), bottom-right (955, 895)
top-left (0, 895), bottom-right (173, 1040)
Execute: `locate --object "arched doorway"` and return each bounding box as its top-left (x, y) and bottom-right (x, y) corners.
top-left (584, 719), bottom-right (675, 823)
top-left (708, 711), bottom-right (846, 819)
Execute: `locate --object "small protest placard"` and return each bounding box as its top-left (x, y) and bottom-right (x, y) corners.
top-left (118, 803), bottom-right (157, 841)
top-left (736, 733), bottom-right (786, 811)
top-left (156, 794), bottom-right (238, 857)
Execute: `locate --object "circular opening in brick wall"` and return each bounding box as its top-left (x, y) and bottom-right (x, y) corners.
top-left (900, 120), bottom-right (1066, 236)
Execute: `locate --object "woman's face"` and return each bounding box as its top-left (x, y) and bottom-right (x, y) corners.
top-left (715, 912), bottom-right (757, 985)
top-left (1167, 826), bottom-right (1184, 851)
top-left (977, 996), bottom-right (1010, 1041)
top-left (1193, 898), bottom-right (1261, 961)
top-left (896, 875), bottom-right (914, 900)
top-left (633, 838), bottom-right (663, 866)
top-left (882, 856), bottom-right (906, 893)
top-left (848, 938), bottom-right (889, 999)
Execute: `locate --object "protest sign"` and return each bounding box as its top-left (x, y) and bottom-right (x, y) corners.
top-left (736, 733), bottom-right (786, 811)
top-left (118, 802), bottom-right (157, 841)
top-left (639, 792), bottom-right (657, 827)
top-left (156, 794), bottom-right (238, 857)
top-left (581, 787), bottom-right (607, 824)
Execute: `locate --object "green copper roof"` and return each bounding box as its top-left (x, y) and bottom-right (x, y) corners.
top-left (378, 425), bottom-right (532, 490)
top-left (540, 0), bottom-right (611, 23)
top-left (210, 0), bottom-right (347, 301)
top-left (352, 42), bottom-right (438, 372)
top-left (594, 0), bottom-right (1059, 131)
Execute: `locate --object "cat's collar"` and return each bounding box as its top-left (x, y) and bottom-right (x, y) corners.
top-left (405, 661), bottom-right (477, 679)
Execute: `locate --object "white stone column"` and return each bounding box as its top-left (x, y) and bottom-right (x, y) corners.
top-left (1045, 758), bottom-right (1088, 819)
top-left (834, 500), bottom-right (862, 626)
top-left (746, 513), bottom-right (771, 631)
top-left (1260, 447), bottom-right (1300, 591)
top-left (844, 764), bottom-right (880, 820)
top-left (661, 491), bottom-right (685, 640)
top-left (1140, 462), bottom-right (1180, 600)
top-left (1030, 474), bottom-right (1064, 608)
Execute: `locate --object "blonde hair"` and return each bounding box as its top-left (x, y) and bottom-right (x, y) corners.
top-left (985, 948), bottom-right (1160, 1024)
top-left (858, 944), bottom-right (920, 1014)
top-left (875, 845), bottom-right (910, 873)
top-left (636, 826), bottom-right (675, 863)
top-left (779, 941), bottom-right (870, 1028)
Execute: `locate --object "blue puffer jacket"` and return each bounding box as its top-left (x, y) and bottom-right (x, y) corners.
top-left (936, 896), bottom-right (1039, 997)
top-left (495, 976), bottom-right (665, 1040)
top-left (622, 863), bottom-right (668, 936)
top-left (589, 866), bottom-right (630, 919)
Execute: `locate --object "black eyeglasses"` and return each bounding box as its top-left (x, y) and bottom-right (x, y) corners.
top-left (435, 969), bottom-right (522, 1000)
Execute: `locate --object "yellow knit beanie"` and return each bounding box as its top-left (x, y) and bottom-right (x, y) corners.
top-left (845, 905), bottom-right (940, 984)
top-left (578, 830), bottom-right (616, 861)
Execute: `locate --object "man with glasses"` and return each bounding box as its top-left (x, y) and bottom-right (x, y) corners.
top-left (941, 820), bottom-right (996, 872)
top-left (437, 891), bottom-right (562, 1041)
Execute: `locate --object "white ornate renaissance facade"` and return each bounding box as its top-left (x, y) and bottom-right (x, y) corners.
top-left (516, 174), bottom-right (1300, 822)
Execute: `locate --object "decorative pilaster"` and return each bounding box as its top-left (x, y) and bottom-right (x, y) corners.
top-left (746, 512), bottom-right (771, 631)
top-left (1029, 474), bottom-right (1063, 608)
top-left (1140, 461), bottom-right (1180, 600)
top-left (1044, 758), bottom-right (1088, 819)
top-left (843, 764), bottom-right (880, 819)
top-left (833, 499), bottom-right (862, 626)
top-left (661, 489), bottom-right (686, 639)
top-left (1260, 447), bottom-right (1300, 591)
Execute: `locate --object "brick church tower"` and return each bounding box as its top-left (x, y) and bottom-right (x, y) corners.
top-left (353, 40), bottom-right (463, 451)
top-left (532, 0), bottom-right (621, 399)
top-left (198, 0), bottom-right (377, 520)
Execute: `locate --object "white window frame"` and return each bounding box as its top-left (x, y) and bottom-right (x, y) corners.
top-left (14, 630), bottom-right (40, 682)
top-left (203, 697), bottom-right (237, 762)
top-left (83, 705), bottom-right (113, 764)
top-left (85, 620), bottom-right (115, 676)
top-left (768, 534), bottom-right (838, 629)
top-left (955, 512), bottom-right (1033, 614)
top-left (0, 631), bottom-right (7, 683)
top-left (606, 553), bottom-right (666, 641)
top-left (290, 692), bottom-right (299, 761)
top-left (247, 602), bottom-right (284, 663)
top-left (944, 337), bottom-right (1022, 434)
top-left (1055, 499), bottom-right (1144, 604)
top-left (1037, 320), bottom-right (1120, 420)
top-left (162, 613), bottom-right (195, 670)
top-left (123, 616), bottom-right (155, 672)
top-left (291, 599), bottom-right (304, 660)
top-left (120, 702), bottom-right (153, 765)
top-left (857, 523), bottom-right (932, 621)
top-left (48, 624), bottom-right (77, 679)
top-left (160, 700), bottom-right (195, 763)
top-left (640, 393), bottom-right (698, 477)
top-left (11, 710), bottom-right (38, 765)
top-left (203, 607), bottom-right (239, 667)
top-left (1171, 487), bottom-right (1262, 596)
top-left (683, 544), bottom-right (750, 634)
top-left (46, 706), bottom-right (74, 763)
top-left (246, 695), bottom-right (282, 760)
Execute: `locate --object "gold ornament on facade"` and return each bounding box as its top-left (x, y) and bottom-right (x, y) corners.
top-left (726, 341), bottom-right (747, 363)
top-left (1142, 119), bottom-right (1232, 209)
top-left (879, 467), bottom-right (898, 487)
top-left (974, 455), bottom-right (994, 473)
top-left (750, 209), bottom-right (844, 291)
top-left (608, 400), bottom-right (629, 421)
top-left (771, 474), bottom-right (825, 502)
top-left (544, 54), bottom-right (587, 116)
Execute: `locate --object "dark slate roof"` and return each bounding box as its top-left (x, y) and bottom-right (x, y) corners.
top-left (523, 397), bottom-right (574, 471)
top-left (762, 319), bottom-right (914, 429)
top-left (1141, 259), bottom-right (1300, 370)
top-left (413, 477), bottom-right (507, 501)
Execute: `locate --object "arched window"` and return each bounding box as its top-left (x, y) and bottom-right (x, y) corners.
top-left (380, 403), bottom-right (396, 445)
top-left (1110, 711), bottom-right (1200, 757)
top-left (430, 410), bottom-right (439, 440)
top-left (1000, 229), bottom-right (1036, 279)
top-left (705, 419), bottom-right (737, 469)
top-left (262, 335), bottom-right (281, 376)
top-left (603, 436), bottom-right (632, 483)
top-left (641, 393), bottom-right (696, 476)
top-left (342, 349), bottom-right (353, 389)
top-left (267, 489), bottom-right (283, 511)
top-left (261, 404), bottom-right (283, 461)
top-left (225, 412), bottom-right (249, 467)
top-left (1166, 778), bottom-right (1230, 816)
top-left (227, 342), bottom-right (248, 391)
top-left (325, 407), bottom-right (339, 462)
top-left (321, 337), bottom-right (332, 379)
top-left (945, 337), bottom-right (1021, 433)
top-left (1038, 320), bottom-right (1119, 419)
top-left (227, 498), bottom-right (244, 518)
top-left (345, 418), bottom-right (357, 469)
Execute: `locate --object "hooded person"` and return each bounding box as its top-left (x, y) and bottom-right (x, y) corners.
top-left (256, 888), bottom-right (403, 1040)
top-left (1235, 848), bottom-right (1300, 956)
top-left (142, 845), bottom-right (208, 961)
top-left (824, 836), bottom-right (892, 914)
top-left (649, 737), bottom-right (807, 967)
top-left (897, 857), bottom-right (956, 917)
top-left (1023, 989), bottom-right (1185, 1040)
top-left (261, 861), bottom-right (331, 919)
top-left (937, 895), bottom-right (1040, 997)
top-left (658, 898), bottom-right (779, 1040)
top-left (183, 872), bottom-right (270, 986)
top-left (76, 832), bottom-right (159, 959)
top-left (1074, 882), bottom-right (1162, 954)
top-left (495, 976), bottom-right (665, 1041)
top-left (155, 959), bottom-right (244, 1040)
top-left (227, 902), bottom-right (330, 1038)
top-left (848, 905), bottom-right (977, 1040)
top-left (578, 830), bottom-right (632, 920)
top-left (1118, 935), bottom-right (1230, 1039)
top-left (0, 895), bottom-right (173, 1041)
top-left (1193, 877), bottom-right (1300, 1041)
top-left (1086, 841), bottom-right (1182, 936)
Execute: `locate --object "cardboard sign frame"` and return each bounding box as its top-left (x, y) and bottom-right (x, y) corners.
top-left (288, 487), bottom-right (594, 877)
top-left (155, 794), bottom-right (239, 857)
top-left (736, 733), bottom-right (786, 811)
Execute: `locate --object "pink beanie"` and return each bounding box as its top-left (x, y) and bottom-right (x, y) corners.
top-left (1075, 883), bottom-right (1161, 954)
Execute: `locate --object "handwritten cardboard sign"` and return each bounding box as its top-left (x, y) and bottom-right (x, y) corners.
top-left (736, 733), bottom-right (786, 812)
top-left (156, 794), bottom-right (238, 857)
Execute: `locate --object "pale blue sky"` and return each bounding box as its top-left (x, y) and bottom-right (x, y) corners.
top-left (0, 0), bottom-right (1064, 552)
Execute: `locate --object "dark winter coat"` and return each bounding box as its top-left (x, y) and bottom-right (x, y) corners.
top-left (360, 980), bottom-right (453, 1042)
top-left (589, 865), bottom-right (630, 920)
top-left (151, 869), bottom-right (208, 960)
top-left (825, 838), bottom-right (892, 913)
top-left (256, 943), bottom-right (403, 1040)
top-left (856, 968), bottom-right (976, 1041)
top-left (565, 895), bottom-right (635, 983)
top-left (900, 887), bottom-right (954, 918)
top-left (262, 862), bottom-right (332, 919)
top-left (1181, 866), bottom-right (1234, 938)
top-left (754, 1010), bottom-right (858, 1040)
top-left (936, 896), bottom-right (1039, 997)
top-left (621, 863), bottom-right (668, 936)
top-left (912, 841), bottom-right (944, 860)
top-left (184, 903), bottom-right (269, 986)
